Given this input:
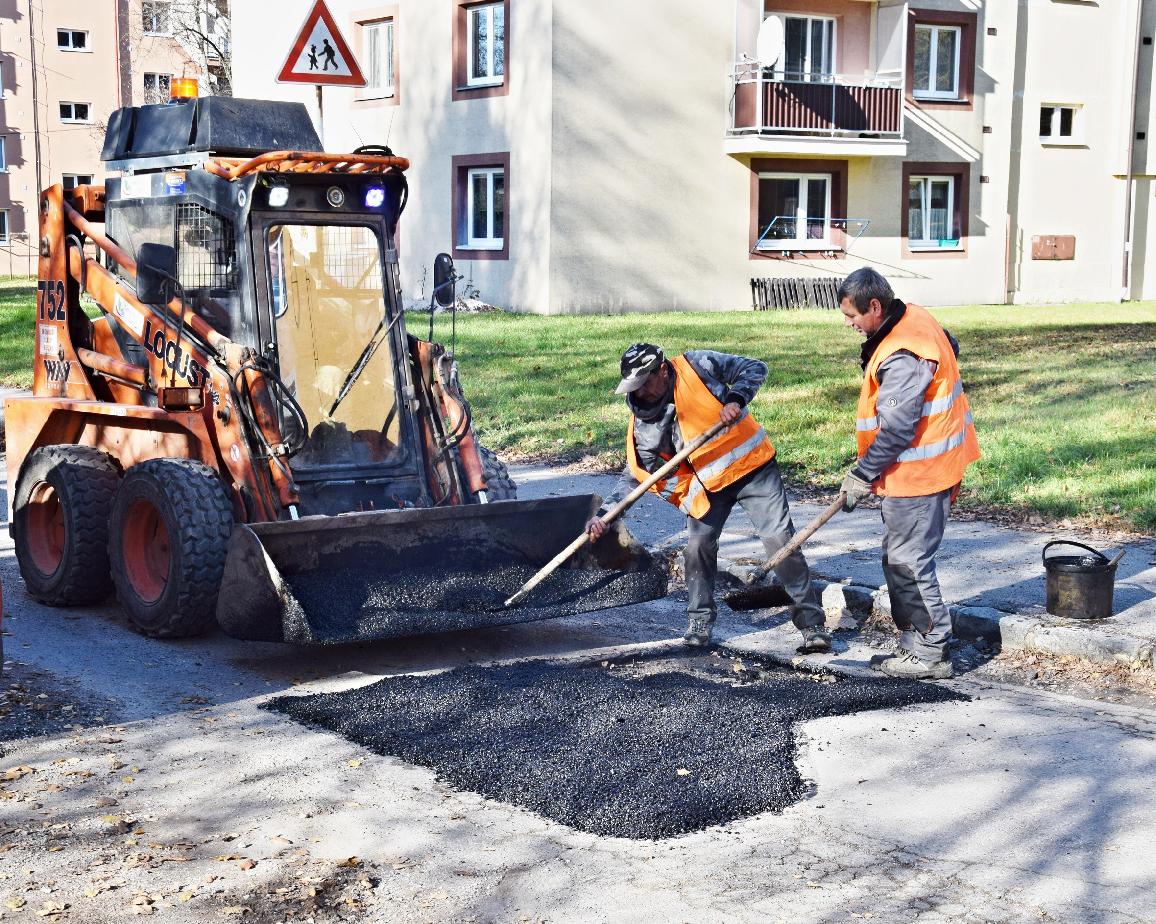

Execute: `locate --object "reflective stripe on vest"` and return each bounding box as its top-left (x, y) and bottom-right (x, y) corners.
top-left (856, 304), bottom-right (980, 497)
top-left (625, 355), bottom-right (775, 518)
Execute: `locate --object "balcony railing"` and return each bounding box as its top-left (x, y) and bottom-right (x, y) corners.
top-left (730, 64), bottom-right (904, 138)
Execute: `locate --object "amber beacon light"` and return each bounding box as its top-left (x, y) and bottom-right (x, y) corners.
top-left (170, 77), bottom-right (199, 100)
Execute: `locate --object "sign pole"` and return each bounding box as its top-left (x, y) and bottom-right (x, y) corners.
top-left (315, 84), bottom-right (324, 147)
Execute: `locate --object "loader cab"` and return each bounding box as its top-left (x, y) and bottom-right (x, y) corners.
top-left (247, 171), bottom-right (426, 513)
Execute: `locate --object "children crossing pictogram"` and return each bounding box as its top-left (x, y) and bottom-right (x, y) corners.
top-left (277, 0), bottom-right (366, 86)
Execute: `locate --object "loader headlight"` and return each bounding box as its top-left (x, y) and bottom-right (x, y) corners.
top-left (326, 186), bottom-right (346, 208)
top-left (363, 184), bottom-right (385, 208)
top-left (268, 184), bottom-right (290, 207)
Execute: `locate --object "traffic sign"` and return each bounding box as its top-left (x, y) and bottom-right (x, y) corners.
top-left (277, 0), bottom-right (366, 86)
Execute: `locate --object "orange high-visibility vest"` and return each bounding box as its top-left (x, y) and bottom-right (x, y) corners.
top-left (856, 304), bottom-right (980, 497)
top-left (627, 354), bottom-right (775, 518)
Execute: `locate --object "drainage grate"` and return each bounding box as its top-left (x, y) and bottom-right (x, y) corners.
top-left (751, 276), bottom-right (841, 310)
top-left (266, 652), bottom-right (966, 839)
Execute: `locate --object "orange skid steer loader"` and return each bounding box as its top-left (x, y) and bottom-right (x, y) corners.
top-left (5, 95), bottom-right (665, 644)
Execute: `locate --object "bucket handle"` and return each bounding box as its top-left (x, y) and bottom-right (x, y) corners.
top-left (1043, 539), bottom-right (1107, 566)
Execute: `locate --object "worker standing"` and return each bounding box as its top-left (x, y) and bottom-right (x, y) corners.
top-left (837, 268), bottom-right (981, 680)
top-left (586, 344), bottom-right (829, 651)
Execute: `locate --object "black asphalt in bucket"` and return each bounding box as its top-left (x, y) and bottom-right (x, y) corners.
top-left (1043, 540), bottom-right (1125, 619)
top-left (266, 652), bottom-right (966, 839)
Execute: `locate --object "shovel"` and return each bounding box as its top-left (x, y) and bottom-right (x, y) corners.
top-left (503, 420), bottom-right (729, 609)
top-left (724, 493), bottom-right (845, 611)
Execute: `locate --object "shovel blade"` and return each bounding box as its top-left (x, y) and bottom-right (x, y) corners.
top-left (216, 495), bottom-right (667, 644)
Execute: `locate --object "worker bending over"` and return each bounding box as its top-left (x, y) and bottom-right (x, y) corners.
top-left (587, 344), bottom-right (829, 651)
top-left (838, 268), bottom-right (981, 680)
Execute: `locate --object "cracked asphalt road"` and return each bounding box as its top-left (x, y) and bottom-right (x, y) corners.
top-left (2, 457), bottom-right (1155, 923)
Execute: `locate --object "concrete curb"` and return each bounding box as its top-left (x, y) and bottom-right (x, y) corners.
top-left (721, 558), bottom-right (1155, 671)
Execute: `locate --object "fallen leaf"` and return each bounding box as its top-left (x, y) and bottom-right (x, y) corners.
top-left (178, 892), bottom-right (195, 903)
top-left (347, 759), bottom-right (362, 768)
top-left (221, 906), bottom-right (251, 916)
top-left (6, 896), bottom-right (27, 910)
top-left (336, 857), bottom-right (360, 868)
top-left (237, 859), bottom-right (256, 871)
top-left (675, 768), bottom-right (691, 776)
top-left (3, 766), bottom-right (35, 781)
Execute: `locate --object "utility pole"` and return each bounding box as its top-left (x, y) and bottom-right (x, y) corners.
top-left (27, 0), bottom-right (44, 196)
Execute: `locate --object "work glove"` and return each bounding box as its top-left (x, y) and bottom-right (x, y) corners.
top-left (841, 468), bottom-right (874, 512)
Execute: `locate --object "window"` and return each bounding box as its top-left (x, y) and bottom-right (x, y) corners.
top-left (144, 72), bottom-right (172, 105)
top-left (913, 24), bottom-right (960, 99)
top-left (467, 2), bottom-right (505, 86)
top-left (780, 15), bottom-right (835, 81)
top-left (62, 174), bottom-right (94, 191)
top-left (0, 210), bottom-right (8, 243)
top-left (1040, 104), bottom-right (1082, 144)
top-left (142, 0), bottom-right (172, 35)
top-left (59, 102), bottom-right (91, 123)
top-left (452, 153), bottom-right (510, 258)
top-left (57, 29), bottom-right (89, 51)
top-left (363, 20), bottom-right (395, 97)
top-left (756, 173), bottom-right (831, 249)
top-left (0, 136), bottom-right (7, 172)
top-left (907, 176), bottom-right (959, 249)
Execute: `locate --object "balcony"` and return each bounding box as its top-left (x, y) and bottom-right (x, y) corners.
top-left (727, 65), bottom-right (907, 158)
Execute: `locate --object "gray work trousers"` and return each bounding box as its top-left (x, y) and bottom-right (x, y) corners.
top-left (685, 459), bottom-right (824, 632)
top-left (880, 488), bottom-right (954, 662)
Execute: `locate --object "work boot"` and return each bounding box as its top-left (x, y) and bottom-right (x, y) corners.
top-left (869, 648), bottom-right (911, 671)
top-left (682, 619), bottom-right (712, 647)
top-left (797, 627), bottom-right (832, 654)
top-left (878, 651), bottom-right (953, 680)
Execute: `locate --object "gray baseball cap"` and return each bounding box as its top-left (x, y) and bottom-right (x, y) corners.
top-left (615, 343), bottom-right (664, 394)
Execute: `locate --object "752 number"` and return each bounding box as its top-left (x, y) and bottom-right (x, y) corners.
top-left (38, 279), bottom-right (67, 322)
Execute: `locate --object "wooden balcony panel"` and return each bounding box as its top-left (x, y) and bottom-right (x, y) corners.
top-left (732, 80), bottom-right (902, 135)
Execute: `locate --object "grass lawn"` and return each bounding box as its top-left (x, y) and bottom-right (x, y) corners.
top-left (2, 274), bottom-right (1152, 531)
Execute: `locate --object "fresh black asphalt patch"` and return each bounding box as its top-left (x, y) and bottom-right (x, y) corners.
top-left (265, 651), bottom-right (967, 839)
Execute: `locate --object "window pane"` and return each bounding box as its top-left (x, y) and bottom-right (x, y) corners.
top-left (1059, 108), bottom-right (1073, 137)
top-left (908, 180), bottom-right (926, 241)
top-left (60, 104), bottom-right (69, 119)
top-left (1040, 106), bottom-right (1054, 137)
top-left (74, 31), bottom-right (86, 49)
top-left (914, 28), bottom-right (931, 92)
top-left (493, 5), bottom-right (505, 76)
top-left (784, 18), bottom-right (806, 77)
top-left (366, 26), bottom-right (382, 89)
top-left (761, 178), bottom-right (800, 239)
top-left (806, 178), bottom-right (828, 238)
top-left (929, 180), bottom-right (951, 240)
top-left (809, 20), bottom-right (825, 78)
top-left (57, 29), bottom-right (68, 47)
top-left (492, 172), bottom-right (505, 239)
top-left (935, 28), bottom-right (957, 93)
top-left (385, 23), bottom-right (394, 82)
top-left (471, 173), bottom-right (489, 240)
top-left (471, 8), bottom-right (489, 80)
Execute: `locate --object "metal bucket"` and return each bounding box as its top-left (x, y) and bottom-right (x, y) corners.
top-left (1042, 540), bottom-right (1124, 620)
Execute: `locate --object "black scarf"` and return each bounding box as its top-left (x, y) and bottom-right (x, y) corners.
top-left (859, 299), bottom-right (908, 370)
top-left (626, 360), bottom-right (676, 422)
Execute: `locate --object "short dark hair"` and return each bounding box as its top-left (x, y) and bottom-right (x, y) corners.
top-left (837, 268), bottom-right (894, 313)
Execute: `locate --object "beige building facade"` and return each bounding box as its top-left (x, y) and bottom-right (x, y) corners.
top-left (231, 0), bottom-right (1155, 312)
top-left (0, 0), bottom-right (220, 275)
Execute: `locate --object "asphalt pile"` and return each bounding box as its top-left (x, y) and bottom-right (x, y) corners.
top-left (283, 562), bottom-right (668, 643)
top-left (266, 653), bottom-right (966, 838)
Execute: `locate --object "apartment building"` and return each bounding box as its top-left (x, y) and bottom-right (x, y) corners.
top-left (0, 0), bottom-right (227, 275)
top-left (229, 0), bottom-right (1155, 312)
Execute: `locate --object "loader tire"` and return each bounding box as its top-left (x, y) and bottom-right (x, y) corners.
top-left (13, 446), bottom-right (121, 606)
top-left (109, 458), bottom-right (233, 639)
top-left (478, 444), bottom-right (517, 501)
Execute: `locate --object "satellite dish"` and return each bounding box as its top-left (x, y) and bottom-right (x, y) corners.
top-left (756, 16), bottom-right (785, 69)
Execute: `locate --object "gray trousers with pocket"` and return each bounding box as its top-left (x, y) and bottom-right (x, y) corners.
top-left (685, 459), bottom-right (824, 633)
top-left (880, 488), bottom-right (954, 662)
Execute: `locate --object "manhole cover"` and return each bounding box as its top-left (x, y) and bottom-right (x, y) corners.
top-left (266, 651), bottom-right (966, 838)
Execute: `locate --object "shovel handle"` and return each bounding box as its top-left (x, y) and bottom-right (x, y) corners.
top-left (746, 493), bottom-right (845, 585)
top-left (503, 420), bottom-right (730, 608)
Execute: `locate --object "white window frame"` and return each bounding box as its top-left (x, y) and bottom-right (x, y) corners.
top-left (777, 14), bottom-right (837, 82)
top-left (908, 175), bottom-right (960, 250)
top-left (57, 28), bottom-right (90, 51)
top-left (913, 24), bottom-right (961, 100)
top-left (465, 166), bottom-right (504, 249)
top-left (142, 0), bottom-right (173, 36)
top-left (0, 210), bottom-right (8, 243)
top-left (143, 72), bottom-right (172, 105)
top-left (1039, 103), bottom-right (1084, 145)
top-left (361, 19), bottom-right (395, 99)
top-left (62, 174), bottom-right (94, 191)
top-left (0, 136), bottom-right (7, 172)
top-left (756, 172), bottom-right (832, 250)
top-left (466, 2), bottom-right (504, 88)
top-left (59, 101), bottom-right (92, 123)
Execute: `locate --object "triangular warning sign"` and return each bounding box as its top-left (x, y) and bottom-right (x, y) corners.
top-left (277, 0), bottom-right (366, 86)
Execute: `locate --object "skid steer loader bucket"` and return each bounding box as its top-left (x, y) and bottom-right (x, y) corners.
top-left (216, 494), bottom-right (668, 644)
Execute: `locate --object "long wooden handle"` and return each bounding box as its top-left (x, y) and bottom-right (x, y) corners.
top-left (746, 493), bottom-right (845, 584)
top-left (503, 420), bottom-right (730, 608)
